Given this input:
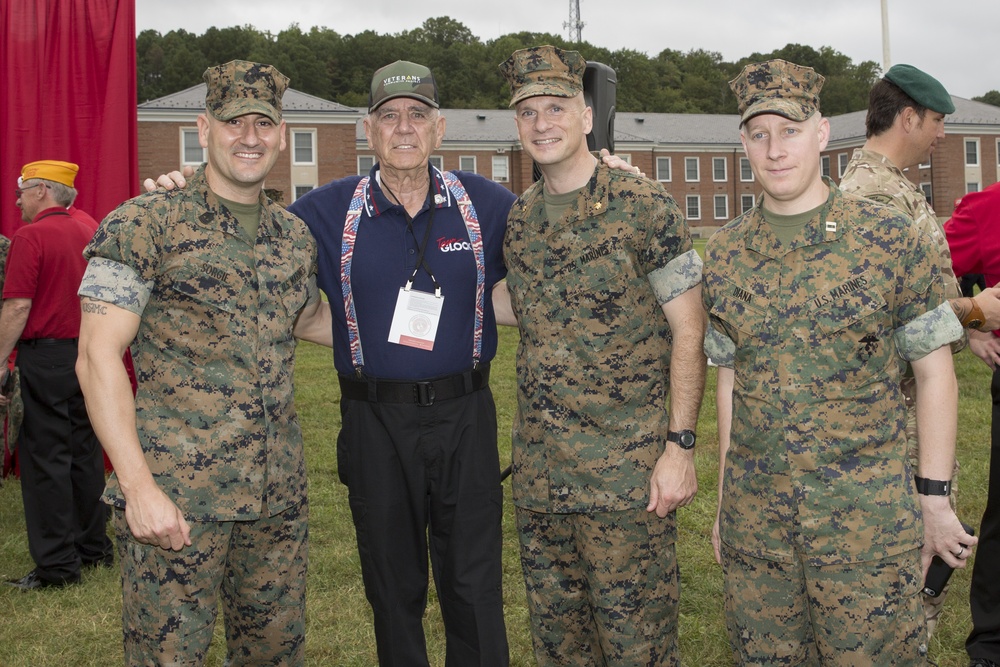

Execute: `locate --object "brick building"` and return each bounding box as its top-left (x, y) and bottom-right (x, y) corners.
top-left (140, 86), bottom-right (1000, 233)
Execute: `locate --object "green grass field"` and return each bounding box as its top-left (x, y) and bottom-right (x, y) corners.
top-left (0, 330), bottom-right (994, 665)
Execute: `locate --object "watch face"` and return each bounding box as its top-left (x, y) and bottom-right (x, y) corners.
top-left (679, 432), bottom-right (696, 448)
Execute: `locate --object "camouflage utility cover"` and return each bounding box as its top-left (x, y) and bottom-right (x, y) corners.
top-left (504, 163), bottom-right (701, 512)
top-left (204, 59), bottom-right (289, 124)
top-left (80, 166), bottom-right (318, 520)
top-left (703, 181), bottom-right (961, 565)
top-left (730, 58), bottom-right (825, 126)
top-left (500, 45), bottom-right (586, 107)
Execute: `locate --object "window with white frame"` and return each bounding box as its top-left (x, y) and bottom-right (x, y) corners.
top-left (292, 130), bottom-right (316, 165)
top-left (429, 156), bottom-right (443, 171)
top-left (821, 155), bottom-right (830, 178)
top-left (714, 194), bottom-right (729, 220)
top-left (968, 182), bottom-right (981, 193)
top-left (492, 155), bottom-right (509, 182)
top-left (685, 157), bottom-right (699, 182)
top-left (459, 156), bottom-right (477, 173)
top-left (741, 194), bottom-right (755, 214)
top-left (919, 183), bottom-right (932, 205)
top-left (740, 157), bottom-right (753, 182)
top-left (919, 159), bottom-right (931, 169)
top-left (966, 139), bottom-right (980, 166)
top-left (617, 154), bottom-right (632, 164)
top-left (686, 195), bottom-right (701, 220)
top-left (838, 153), bottom-right (848, 177)
top-left (713, 157), bottom-right (727, 182)
top-left (181, 128), bottom-right (205, 165)
top-left (656, 157), bottom-right (672, 182)
top-left (294, 185), bottom-right (314, 201)
top-left (357, 155), bottom-right (375, 175)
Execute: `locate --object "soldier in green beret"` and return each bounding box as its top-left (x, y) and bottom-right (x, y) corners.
top-left (498, 45), bottom-right (707, 665)
top-left (76, 60), bottom-right (332, 665)
top-left (841, 63), bottom-right (1000, 639)
top-left (705, 58), bottom-right (974, 664)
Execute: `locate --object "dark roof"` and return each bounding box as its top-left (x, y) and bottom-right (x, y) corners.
top-left (139, 83), bottom-right (358, 114)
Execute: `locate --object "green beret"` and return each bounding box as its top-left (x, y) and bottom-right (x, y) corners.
top-left (883, 64), bottom-right (955, 114)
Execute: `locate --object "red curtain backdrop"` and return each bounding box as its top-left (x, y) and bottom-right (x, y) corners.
top-left (1, 0), bottom-right (136, 475)
top-left (0, 0), bottom-right (137, 239)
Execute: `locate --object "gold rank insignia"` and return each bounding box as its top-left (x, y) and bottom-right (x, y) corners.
top-left (593, 202), bottom-right (602, 211)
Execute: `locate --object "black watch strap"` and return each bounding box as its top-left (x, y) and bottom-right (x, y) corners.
top-left (914, 475), bottom-right (951, 496)
top-left (667, 429), bottom-right (696, 450)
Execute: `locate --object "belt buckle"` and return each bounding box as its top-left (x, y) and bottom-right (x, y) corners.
top-left (414, 381), bottom-right (435, 407)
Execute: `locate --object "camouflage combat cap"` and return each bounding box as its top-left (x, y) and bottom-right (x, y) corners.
top-left (884, 64), bottom-right (955, 114)
top-left (729, 59), bottom-right (825, 127)
top-left (203, 59), bottom-right (289, 124)
top-left (369, 61), bottom-right (439, 112)
top-left (499, 45), bottom-right (586, 107)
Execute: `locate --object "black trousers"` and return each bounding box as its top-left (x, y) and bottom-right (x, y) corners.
top-left (337, 386), bottom-right (509, 667)
top-left (969, 367), bottom-right (1000, 660)
top-left (16, 340), bottom-right (111, 583)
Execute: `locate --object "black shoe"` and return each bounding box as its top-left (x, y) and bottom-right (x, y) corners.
top-left (4, 569), bottom-right (79, 591)
top-left (82, 555), bottom-right (114, 570)
top-left (970, 659), bottom-right (1000, 667)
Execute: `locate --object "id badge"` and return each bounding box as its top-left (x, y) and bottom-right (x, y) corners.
top-left (387, 287), bottom-right (444, 350)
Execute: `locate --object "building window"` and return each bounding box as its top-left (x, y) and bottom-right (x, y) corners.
top-left (492, 155), bottom-right (509, 182)
top-left (713, 157), bottom-right (727, 182)
top-left (429, 156), bottom-right (443, 171)
top-left (181, 128), bottom-right (205, 165)
top-left (967, 182), bottom-right (981, 193)
top-left (714, 195), bottom-right (729, 220)
top-left (997, 139), bottom-right (1000, 167)
top-left (686, 195), bottom-right (701, 220)
top-left (293, 185), bottom-right (314, 201)
top-left (919, 183), bottom-right (933, 205)
top-left (740, 157), bottom-right (753, 182)
top-left (459, 156), bottom-right (477, 173)
top-left (357, 155), bottom-right (375, 175)
top-left (838, 153), bottom-right (848, 177)
top-left (821, 155), bottom-right (831, 178)
top-left (685, 157), bottom-right (699, 182)
top-left (292, 130), bottom-right (316, 165)
top-left (741, 194), bottom-right (755, 214)
top-left (966, 139), bottom-right (980, 166)
top-left (919, 159), bottom-right (931, 169)
top-left (617, 154), bottom-right (632, 164)
top-left (656, 157), bottom-right (672, 182)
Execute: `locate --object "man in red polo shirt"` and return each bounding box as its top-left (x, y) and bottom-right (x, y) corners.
top-left (0, 160), bottom-right (112, 590)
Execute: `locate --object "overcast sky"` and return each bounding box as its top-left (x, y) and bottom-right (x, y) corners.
top-left (137, 0), bottom-right (999, 100)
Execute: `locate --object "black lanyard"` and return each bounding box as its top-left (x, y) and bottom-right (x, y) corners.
top-left (382, 181), bottom-right (441, 296)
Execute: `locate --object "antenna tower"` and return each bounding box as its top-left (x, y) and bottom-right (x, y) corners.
top-left (564, 0), bottom-right (584, 43)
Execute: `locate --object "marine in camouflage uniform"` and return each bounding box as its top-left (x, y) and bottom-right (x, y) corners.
top-left (76, 60), bottom-right (330, 666)
top-left (839, 64), bottom-right (992, 637)
top-left (706, 59), bottom-right (968, 665)
top-left (499, 45), bottom-right (706, 666)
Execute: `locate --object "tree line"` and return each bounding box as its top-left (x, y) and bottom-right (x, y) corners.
top-left (138, 17), bottom-right (1000, 114)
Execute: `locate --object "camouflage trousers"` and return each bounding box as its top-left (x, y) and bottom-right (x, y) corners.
top-left (721, 543), bottom-right (928, 666)
top-left (902, 375), bottom-right (960, 639)
top-left (113, 499), bottom-right (307, 666)
top-left (515, 505), bottom-right (679, 667)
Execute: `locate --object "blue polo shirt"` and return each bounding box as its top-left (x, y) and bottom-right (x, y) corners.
top-left (290, 164), bottom-right (514, 380)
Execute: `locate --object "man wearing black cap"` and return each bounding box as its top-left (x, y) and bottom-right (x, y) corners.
top-left (841, 64), bottom-right (1000, 639)
top-left (705, 58), bottom-right (972, 663)
top-left (77, 60), bottom-right (331, 665)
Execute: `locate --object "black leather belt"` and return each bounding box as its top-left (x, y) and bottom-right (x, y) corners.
top-left (338, 363), bottom-right (490, 407)
top-left (19, 338), bottom-right (78, 347)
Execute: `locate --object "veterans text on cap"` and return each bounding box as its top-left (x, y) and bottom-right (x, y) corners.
top-left (203, 59), bottom-right (289, 124)
top-left (729, 59), bottom-right (826, 127)
top-left (499, 45), bottom-right (586, 107)
top-left (20, 160), bottom-right (79, 188)
top-left (369, 61), bottom-right (440, 112)
top-left (883, 64), bottom-right (955, 115)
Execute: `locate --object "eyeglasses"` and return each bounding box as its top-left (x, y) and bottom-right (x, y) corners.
top-left (14, 183), bottom-right (45, 198)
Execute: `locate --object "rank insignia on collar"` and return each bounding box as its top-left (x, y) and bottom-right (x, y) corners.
top-left (593, 202), bottom-right (602, 211)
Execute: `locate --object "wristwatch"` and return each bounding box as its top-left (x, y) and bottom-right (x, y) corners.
top-left (667, 429), bottom-right (696, 450)
top-left (914, 475), bottom-right (951, 496)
